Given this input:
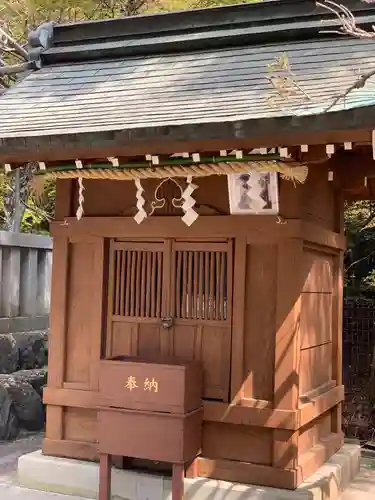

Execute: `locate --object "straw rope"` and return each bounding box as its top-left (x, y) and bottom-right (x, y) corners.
top-left (41, 161), bottom-right (308, 184)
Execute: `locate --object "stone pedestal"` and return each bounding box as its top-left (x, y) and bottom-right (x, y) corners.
top-left (18, 444), bottom-right (360, 500)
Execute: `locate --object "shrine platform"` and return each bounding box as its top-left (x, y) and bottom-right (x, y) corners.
top-left (16, 443), bottom-right (360, 500)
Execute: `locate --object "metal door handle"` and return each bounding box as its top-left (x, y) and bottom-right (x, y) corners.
top-left (161, 317), bottom-right (173, 329)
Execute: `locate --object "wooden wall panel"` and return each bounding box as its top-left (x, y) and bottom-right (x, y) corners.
top-left (243, 244), bottom-right (277, 401)
top-left (65, 241), bottom-right (100, 386)
top-left (300, 343), bottom-right (333, 396)
top-left (200, 325), bottom-right (231, 400)
top-left (77, 176), bottom-right (231, 217)
top-left (302, 166), bottom-right (335, 231)
top-left (63, 408), bottom-right (97, 443)
top-left (298, 411), bottom-right (332, 455)
top-left (202, 422), bottom-right (273, 465)
top-left (110, 322), bottom-right (135, 357)
top-left (78, 176), bottom-right (300, 219)
top-left (300, 293), bottom-right (332, 349)
top-left (303, 250), bottom-right (334, 293)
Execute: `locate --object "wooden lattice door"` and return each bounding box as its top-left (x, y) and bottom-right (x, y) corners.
top-left (106, 239), bottom-right (233, 401)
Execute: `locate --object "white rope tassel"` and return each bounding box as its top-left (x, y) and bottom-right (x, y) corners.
top-left (181, 176), bottom-right (199, 226)
top-left (134, 178), bottom-right (147, 224)
top-left (76, 178), bottom-right (85, 221)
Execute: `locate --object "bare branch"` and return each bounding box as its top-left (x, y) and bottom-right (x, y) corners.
top-left (316, 1), bottom-right (375, 111)
top-left (0, 26), bottom-right (28, 60)
top-left (317, 0), bottom-right (375, 39)
top-left (0, 77), bottom-right (10, 88)
top-left (0, 61), bottom-right (33, 76)
top-left (324, 68), bottom-right (375, 112)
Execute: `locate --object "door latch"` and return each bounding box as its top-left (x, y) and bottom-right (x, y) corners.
top-left (161, 316), bottom-right (173, 329)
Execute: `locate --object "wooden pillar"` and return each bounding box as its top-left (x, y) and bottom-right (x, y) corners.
top-left (230, 236), bottom-right (247, 402)
top-left (273, 239), bottom-right (303, 473)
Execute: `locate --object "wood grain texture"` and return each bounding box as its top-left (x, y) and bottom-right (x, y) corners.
top-left (300, 293), bottom-right (332, 349)
top-left (202, 422), bottom-right (273, 465)
top-left (230, 237), bottom-right (246, 401)
top-left (274, 240), bottom-right (303, 411)
top-left (303, 250), bottom-right (334, 293)
top-left (43, 438), bottom-right (98, 461)
top-left (300, 343), bottom-right (333, 396)
top-left (47, 233), bottom-right (69, 388)
top-left (243, 244), bottom-right (277, 401)
top-left (194, 456), bottom-right (297, 489)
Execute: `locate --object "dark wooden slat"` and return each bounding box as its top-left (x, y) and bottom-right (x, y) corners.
top-left (125, 251), bottom-right (131, 316)
top-left (209, 252), bottom-right (215, 320)
top-left (145, 252), bottom-right (152, 317)
top-left (156, 251), bottom-right (162, 318)
top-left (140, 251), bottom-right (146, 317)
top-left (198, 251), bottom-right (204, 320)
top-left (151, 251), bottom-right (156, 318)
top-left (130, 251), bottom-right (136, 317)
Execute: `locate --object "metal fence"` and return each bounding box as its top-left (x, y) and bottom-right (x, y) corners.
top-left (343, 297), bottom-right (375, 442)
top-left (0, 231), bottom-right (52, 333)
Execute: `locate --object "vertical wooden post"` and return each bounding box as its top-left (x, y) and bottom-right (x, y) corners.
top-left (230, 236), bottom-right (247, 402)
top-left (99, 454), bottom-right (112, 500)
top-left (332, 191), bottom-right (344, 436)
top-left (172, 463), bottom-right (185, 500)
top-left (44, 227), bottom-right (69, 446)
top-left (273, 239), bottom-right (303, 472)
top-left (331, 252), bottom-right (344, 435)
top-left (273, 239), bottom-right (303, 411)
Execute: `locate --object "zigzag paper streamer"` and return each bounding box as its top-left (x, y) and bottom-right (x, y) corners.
top-left (134, 178), bottom-right (147, 224)
top-left (181, 176), bottom-right (199, 226)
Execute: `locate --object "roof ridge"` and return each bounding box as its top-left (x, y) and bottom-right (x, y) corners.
top-left (28, 0), bottom-right (375, 66)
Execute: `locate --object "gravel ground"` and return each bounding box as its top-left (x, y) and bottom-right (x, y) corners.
top-left (0, 432), bottom-right (43, 477)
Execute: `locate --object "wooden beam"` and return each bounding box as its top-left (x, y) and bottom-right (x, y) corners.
top-left (43, 438), bottom-right (98, 461)
top-left (203, 400), bottom-right (298, 430)
top-left (50, 217), bottom-right (344, 251)
top-left (43, 387), bottom-right (299, 430)
top-left (0, 127), bottom-right (374, 164)
top-left (298, 385), bottom-right (344, 428)
top-left (190, 457), bottom-right (298, 490)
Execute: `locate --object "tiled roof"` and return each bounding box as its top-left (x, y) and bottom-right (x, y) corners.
top-left (1, 37), bottom-right (375, 138)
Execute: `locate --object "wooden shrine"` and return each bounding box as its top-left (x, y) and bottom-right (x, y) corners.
top-left (1, 0), bottom-right (375, 492)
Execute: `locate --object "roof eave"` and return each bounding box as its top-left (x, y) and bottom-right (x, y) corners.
top-left (1, 107), bottom-right (375, 164)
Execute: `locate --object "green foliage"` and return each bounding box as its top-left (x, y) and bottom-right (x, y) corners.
top-left (344, 200), bottom-right (375, 297)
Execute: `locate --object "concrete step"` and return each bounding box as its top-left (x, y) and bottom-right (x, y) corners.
top-left (0, 478), bottom-right (85, 500)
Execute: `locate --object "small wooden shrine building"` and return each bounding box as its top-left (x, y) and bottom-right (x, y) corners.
top-left (1, 0), bottom-right (375, 492)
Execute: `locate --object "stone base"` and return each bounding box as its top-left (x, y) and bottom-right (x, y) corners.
top-left (18, 444), bottom-right (360, 500)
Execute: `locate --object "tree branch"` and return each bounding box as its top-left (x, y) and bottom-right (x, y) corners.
top-left (0, 62), bottom-right (34, 77)
top-left (317, 1), bottom-right (375, 111)
top-left (0, 26), bottom-right (28, 60)
top-left (324, 68), bottom-right (375, 112)
top-left (0, 61), bottom-right (33, 76)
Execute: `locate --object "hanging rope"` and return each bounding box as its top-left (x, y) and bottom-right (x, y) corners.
top-left (39, 161), bottom-right (308, 184)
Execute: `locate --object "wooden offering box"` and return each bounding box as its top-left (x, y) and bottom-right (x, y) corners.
top-left (97, 356), bottom-right (203, 500)
top-left (98, 407), bottom-right (202, 463)
top-left (98, 356), bottom-right (202, 414)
